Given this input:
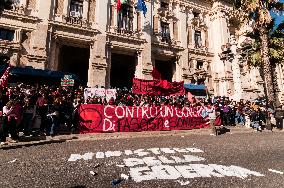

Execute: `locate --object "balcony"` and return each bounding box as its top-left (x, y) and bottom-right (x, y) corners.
top-left (0, 40), bottom-right (21, 55)
top-left (152, 33), bottom-right (183, 51)
top-left (191, 17), bottom-right (206, 28)
top-left (189, 67), bottom-right (208, 78)
top-left (106, 26), bottom-right (145, 42)
top-left (1, 3), bottom-right (38, 22)
top-left (188, 44), bottom-right (211, 56)
top-left (157, 7), bottom-right (175, 19)
top-left (106, 26), bottom-right (146, 51)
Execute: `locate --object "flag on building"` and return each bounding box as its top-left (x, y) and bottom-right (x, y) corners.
top-left (117, 0), bottom-right (121, 12)
top-left (137, 0), bottom-right (147, 17)
top-left (0, 65), bottom-right (11, 89)
top-left (117, 0), bottom-right (128, 12)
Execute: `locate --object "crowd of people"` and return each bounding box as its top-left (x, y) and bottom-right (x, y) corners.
top-left (0, 83), bottom-right (283, 145)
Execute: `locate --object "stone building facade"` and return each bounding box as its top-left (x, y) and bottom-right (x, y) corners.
top-left (0, 0), bottom-right (282, 103)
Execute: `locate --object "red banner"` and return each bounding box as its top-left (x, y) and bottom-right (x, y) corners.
top-left (132, 78), bottom-right (185, 96)
top-left (78, 104), bottom-right (209, 133)
top-left (0, 65), bottom-right (10, 89)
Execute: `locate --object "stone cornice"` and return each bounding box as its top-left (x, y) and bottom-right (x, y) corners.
top-left (0, 40), bottom-right (21, 56)
top-left (1, 10), bottom-right (40, 23)
top-left (180, 0), bottom-right (211, 13)
top-left (152, 37), bottom-right (184, 52)
top-left (49, 20), bottom-right (99, 34)
top-left (188, 48), bottom-right (214, 57)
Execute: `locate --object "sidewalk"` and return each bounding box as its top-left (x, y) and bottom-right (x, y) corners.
top-left (1, 126), bottom-right (283, 150)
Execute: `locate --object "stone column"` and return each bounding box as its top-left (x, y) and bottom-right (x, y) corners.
top-left (186, 8), bottom-right (193, 48)
top-left (209, 2), bottom-right (230, 97)
top-left (55, 0), bottom-right (64, 15)
top-left (88, 36), bottom-right (107, 87)
top-left (106, 46), bottom-right (111, 88)
top-left (89, 0), bottom-right (96, 22)
top-left (153, 15), bottom-right (159, 34)
top-left (141, 0), bottom-right (153, 80)
top-left (27, 0), bottom-right (37, 9)
top-left (20, 0), bottom-right (28, 7)
top-left (111, 4), bottom-right (116, 26)
top-left (49, 40), bottom-right (61, 70)
top-left (14, 29), bottom-right (22, 43)
top-left (137, 12), bottom-right (141, 32)
top-left (38, 0), bottom-right (53, 20)
top-left (192, 59), bottom-right (197, 69)
top-left (135, 50), bottom-right (143, 78)
top-left (231, 43), bottom-right (242, 101)
top-left (63, 0), bottom-right (71, 16)
top-left (204, 29), bottom-right (209, 48)
top-left (173, 21), bottom-right (178, 41)
top-left (174, 55), bottom-right (182, 81)
top-left (28, 0), bottom-right (53, 69)
top-left (83, 0), bottom-right (89, 20)
top-left (172, 1), bottom-right (179, 41)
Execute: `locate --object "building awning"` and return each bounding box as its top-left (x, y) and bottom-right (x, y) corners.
top-left (0, 65), bottom-right (80, 81)
top-left (184, 84), bottom-right (206, 90)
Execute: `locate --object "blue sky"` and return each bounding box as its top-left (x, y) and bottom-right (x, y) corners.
top-left (271, 0), bottom-right (284, 27)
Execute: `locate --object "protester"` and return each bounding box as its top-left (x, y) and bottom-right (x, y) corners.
top-left (22, 98), bottom-right (36, 136)
top-left (275, 106), bottom-right (284, 130)
top-left (0, 82), bottom-right (280, 145)
top-left (1, 100), bottom-right (19, 144)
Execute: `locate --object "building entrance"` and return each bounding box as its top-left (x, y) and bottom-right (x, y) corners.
top-left (110, 53), bottom-right (136, 89)
top-left (58, 45), bottom-right (90, 85)
top-left (155, 60), bottom-right (175, 82)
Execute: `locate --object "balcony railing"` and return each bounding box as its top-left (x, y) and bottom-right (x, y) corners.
top-left (107, 26), bottom-right (143, 39)
top-left (2, 2), bottom-right (32, 16)
top-left (0, 40), bottom-right (21, 55)
top-left (161, 33), bottom-right (171, 43)
top-left (157, 7), bottom-right (174, 18)
top-left (62, 16), bottom-right (90, 28)
top-left (115, 27), bottom-right (134, 35)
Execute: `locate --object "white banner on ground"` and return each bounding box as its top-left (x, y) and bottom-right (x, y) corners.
top-left (84, 88), bottom-right (117, 102)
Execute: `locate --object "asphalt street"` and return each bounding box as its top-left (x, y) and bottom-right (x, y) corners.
top-left (0, 132), bottom-right (283, 188)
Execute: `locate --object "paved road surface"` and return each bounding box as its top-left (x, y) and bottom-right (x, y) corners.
top-left (0, 132), bottom-right (283, 188)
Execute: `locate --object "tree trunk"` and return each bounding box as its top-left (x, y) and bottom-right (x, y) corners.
top-left (259, 27), bottom-right (275, 106)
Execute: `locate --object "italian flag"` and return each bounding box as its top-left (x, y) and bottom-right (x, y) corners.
top-left (117, 0), bottom-right (128, 12)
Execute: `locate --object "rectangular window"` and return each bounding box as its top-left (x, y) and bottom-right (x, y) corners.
top-left (0, 28), bottom-right (14, 41)
top-left (193, 12), bottom-right (200, 18)
top-left (161, 2), bottom-right (169, 9)
top-left (69, 0), bottom-right (83, 18)
top-left (161, 22), bottom-right (170, 42)
top-left (196, 61), bottom-right (203, 70)
top-left (194, 30), bottom-right (202, 48)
